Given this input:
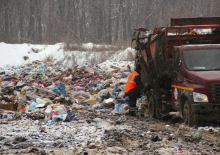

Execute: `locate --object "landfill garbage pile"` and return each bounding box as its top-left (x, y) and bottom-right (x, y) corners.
top-left (1, 60), bottom-right (220, 154)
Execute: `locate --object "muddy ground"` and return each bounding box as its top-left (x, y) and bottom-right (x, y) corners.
top-left (1, 109), bottom-right (220, 155)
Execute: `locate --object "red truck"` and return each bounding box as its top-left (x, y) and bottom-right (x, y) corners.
top-left (132, 17), bottom-right (220, 126)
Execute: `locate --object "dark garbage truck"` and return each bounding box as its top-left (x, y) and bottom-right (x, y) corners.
top-left (132, 17), bottom-right (220, 126)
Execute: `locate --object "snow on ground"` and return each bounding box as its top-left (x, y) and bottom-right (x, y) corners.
top-left (0, 42), bottom-right (135, 68)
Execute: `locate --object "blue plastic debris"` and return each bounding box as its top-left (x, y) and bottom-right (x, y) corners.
top-left (52, 84), bottom-right (65, 95)
top-left (39, 68), bottom-right (45, 73)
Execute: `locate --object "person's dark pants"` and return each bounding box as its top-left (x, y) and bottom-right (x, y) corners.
top-left (126, 88), bottom-right (140, 116)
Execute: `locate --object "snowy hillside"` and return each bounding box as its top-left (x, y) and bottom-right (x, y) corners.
top-left (0, 42), bottom-right (136, 68)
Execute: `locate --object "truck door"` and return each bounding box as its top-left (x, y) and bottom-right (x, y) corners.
top-left (171, 51), bottom-right (185, 110)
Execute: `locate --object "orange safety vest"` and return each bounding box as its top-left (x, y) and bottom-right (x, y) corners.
top-left (125, 71), bottom-right (139, 93)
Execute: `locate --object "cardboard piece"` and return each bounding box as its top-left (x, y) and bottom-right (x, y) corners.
top-left (84, 97), bottom-right (97, 104)
top-left (50, 104), bottom-right (69, 111)
top-left (84, 66), bottom-right (95, 73)
top-left (76, 96), bottom-right (86, 103)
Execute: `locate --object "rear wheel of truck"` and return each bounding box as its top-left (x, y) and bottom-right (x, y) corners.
top-left (148, 95), bottom-right (156, 118)
top-left (183, 100), bottom-right (197, 127)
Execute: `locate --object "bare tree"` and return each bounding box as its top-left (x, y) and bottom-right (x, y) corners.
top-left (0, 0), bottom-right (220, 44)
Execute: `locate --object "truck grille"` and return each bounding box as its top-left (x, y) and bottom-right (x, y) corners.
top-left (210, 83), bottom-right (220, 100)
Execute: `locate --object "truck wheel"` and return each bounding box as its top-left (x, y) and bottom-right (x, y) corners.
top-left (183, 101), bottom-right (197, 126)
top-left (148, 95), bottom-right (156, 118)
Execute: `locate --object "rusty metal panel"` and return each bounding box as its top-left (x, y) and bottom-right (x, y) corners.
top-left (171, 17), bottom-right (220, 27)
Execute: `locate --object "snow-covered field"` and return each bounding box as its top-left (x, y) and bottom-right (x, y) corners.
top-left (0, 42), bottom-right (135, 68)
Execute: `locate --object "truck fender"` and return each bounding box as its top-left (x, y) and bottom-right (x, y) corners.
top-left (179, 90), bottom-right (193, 118)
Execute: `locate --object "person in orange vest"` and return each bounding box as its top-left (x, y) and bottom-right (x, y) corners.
top-left (125, 64), bottom-right (144, 116)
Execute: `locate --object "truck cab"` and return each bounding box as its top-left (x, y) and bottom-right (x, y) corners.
top-left (172, 44), bottom-right (220, 125)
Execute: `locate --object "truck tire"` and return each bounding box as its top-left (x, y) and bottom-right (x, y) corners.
top-left (183, 100), bottom-right (197, 126)
top-left (148, 95), bottom-right (156, 118)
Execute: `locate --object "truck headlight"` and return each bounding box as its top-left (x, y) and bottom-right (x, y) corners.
top-left (193, 92), bottom-right (208, 102)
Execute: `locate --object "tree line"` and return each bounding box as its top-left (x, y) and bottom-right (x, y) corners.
top-left (1, 0), bottom-right (220, 45)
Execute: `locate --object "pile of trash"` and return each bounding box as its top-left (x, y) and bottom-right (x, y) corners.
top-left (0, 59), bottom-right (146, 122)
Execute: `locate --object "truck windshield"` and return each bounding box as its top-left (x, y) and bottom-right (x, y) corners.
top-left (182, 49), bottom-right (220, 71)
